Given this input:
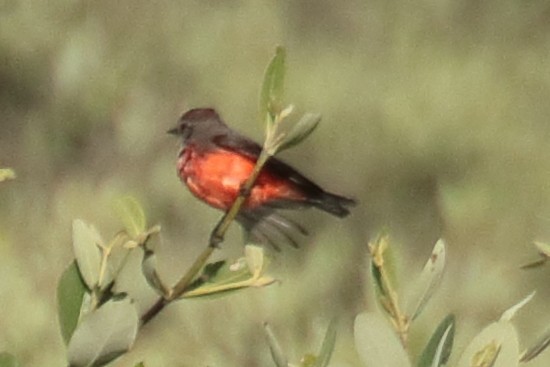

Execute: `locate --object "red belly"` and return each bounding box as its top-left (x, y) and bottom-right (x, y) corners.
top-left (178, 148), bottom-right (304, 210)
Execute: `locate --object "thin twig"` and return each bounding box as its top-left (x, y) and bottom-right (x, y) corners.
top-left (168, 245), bottom-right (216, 301)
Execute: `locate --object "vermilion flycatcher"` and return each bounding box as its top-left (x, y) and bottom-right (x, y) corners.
top-left (168, 108), bottom-right (356, 249)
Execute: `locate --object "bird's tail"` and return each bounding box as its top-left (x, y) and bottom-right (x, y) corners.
top-left (312, 191), bottom-right (357, 218)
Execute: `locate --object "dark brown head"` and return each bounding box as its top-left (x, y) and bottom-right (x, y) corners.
top-left (167, 108), bottom-right (228, 143)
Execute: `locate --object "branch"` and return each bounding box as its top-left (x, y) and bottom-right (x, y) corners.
top-left (140, 149), bottom-right (272, 325)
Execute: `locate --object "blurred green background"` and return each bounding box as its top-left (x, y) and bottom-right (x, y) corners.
top-left (2, 1), bottom-right (550, 366)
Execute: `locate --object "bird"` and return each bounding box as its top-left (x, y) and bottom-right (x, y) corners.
top-left (168, 108), bottom-right (356, 250)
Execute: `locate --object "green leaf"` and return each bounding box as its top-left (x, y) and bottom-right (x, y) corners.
top-left (457, 321), bottom-right (519, 367)
top-left (354, 312), bottom-right (411, 367)
top-left (406, 239), bottom-right (446, 321)
top-left (72, 219), bottom-right (103, 290)
top-left (264, 323), bottom-right (288, 367)
top-left (98, 231), bottom-right (133, 286)
top-left (371, 256), bottom-right (385, 298)
top-left (67, 298), bottom-right (139, 367)
top-left (183, 248), bottom-right (275, 299)
top-left (417, 314), bottom-right (455, 367)
top-left (198, 260), bottom-right (227, 282)
top-left (500, 291), bottom-right (535, 322)
top-left (520, 326), bottom-right (550, 362)
top-left (245, 245), bottom-right (266, 276)
top-left (0, 353), bottom-right (19, 367)
top-left (182, 256), bottom-right (275, 299)
top-left (260, 46), bottom-right (286, 127)
top-left (369, 234), bottom-right (399, 317)
top-left (114, 196), bottom-right (146, 238)
top-left (181, 260), bottom-right (246, 299)
top-left (141, 246), bottom-right (169, 297)
top-left (0, 168), bottom-right (15, 182)
top-left (133, 363), bottom-right (145, 367)
top-left (313, 318), bottom-right (338, 367)
top-left (57, 261), bottom-right (88, 345)
top-left (276, 113), bottom-right (321, 153)
top-left (187, 260), bottom-right (248, 290)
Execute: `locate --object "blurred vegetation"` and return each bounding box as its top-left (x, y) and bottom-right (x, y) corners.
top-left (2, 1), bottom-right (550, 366)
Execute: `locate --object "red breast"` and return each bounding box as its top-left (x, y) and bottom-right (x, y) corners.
top-left (177, 146), bottom-right (305, 210)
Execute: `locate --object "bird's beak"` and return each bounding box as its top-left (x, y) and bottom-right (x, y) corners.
top-left (167, 127), bottom-right (179, 135)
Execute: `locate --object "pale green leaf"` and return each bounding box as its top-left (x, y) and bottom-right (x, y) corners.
top-left (276, 113), bottom-right (321, 153)
top-left (181, 259), bottom-right (252, 299)
top-left (57, 261), bottom-right (87, 345)
top-left (72, 219), bottom-right (103, 290)
top-left (181, 251), bottom-right (276, 299)
top-left (0, 353), bottom-right (19, 367)
top-left (260, 46), bottom-right (286, 127)
top-left (197, 259), bottom-right (249, 285)
top-left (78, 292), bottom-right (94, 322)
top-left (472, 341), bottom-right (501, 367)
top-left (406, 239), bottom-right (446, 321)
top-left (457, 321), bottom-right (519, 367)
top-left (182, 272), bottom-right (275, 298)
top-left (354, 312), bottom-right (411, 367)
top-left (264, 323), bottom-right (288, 367)
top-left (0, 168), bottom-right (15, 182)
top-left (99, 232), bottom-right (134, 286)
top-left (141, 246), bottom-right (169, 297)
top-left (67, 298), bottom-right (138, 367)
top-left (417, 314), bottom-right (455, 367)
top-left (244, 245), bottom-right (265, 276)
top-left (114, 196), bottom-right (146, 238)
top-left (313, 318), bottom-right (337, 367)
top-left (500, 291), bottom-right (535, 322)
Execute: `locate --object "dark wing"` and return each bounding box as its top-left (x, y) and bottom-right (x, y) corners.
top-left (213, 132), bottom-right (356, 216)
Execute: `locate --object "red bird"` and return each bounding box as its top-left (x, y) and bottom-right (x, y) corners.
top-left (168, 108), bottom-right (356, 249)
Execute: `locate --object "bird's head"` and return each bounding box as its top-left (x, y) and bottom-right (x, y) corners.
top-left (168, 108), bottom-right (225, 141)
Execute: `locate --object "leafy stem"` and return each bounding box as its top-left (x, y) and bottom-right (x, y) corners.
top-left (369, 238), bottom-right (410, 348)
